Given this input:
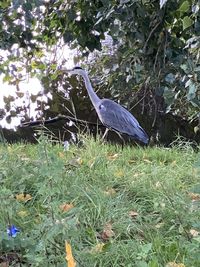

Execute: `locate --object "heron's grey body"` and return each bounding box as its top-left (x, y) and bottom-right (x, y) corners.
top-left (97, 99), bottom-right (148, 144)
top-left (65, 67), bottom-right (149, 144)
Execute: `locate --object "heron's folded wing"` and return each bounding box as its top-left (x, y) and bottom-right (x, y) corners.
top-left (99, 99), bottom-right (140, 134)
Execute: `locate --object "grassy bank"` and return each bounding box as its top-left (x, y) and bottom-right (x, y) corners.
top-left (0, 136), bottom-right (200, 266)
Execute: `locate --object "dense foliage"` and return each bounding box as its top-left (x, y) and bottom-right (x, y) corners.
top-left (0, 0), bottom-right (200, 128)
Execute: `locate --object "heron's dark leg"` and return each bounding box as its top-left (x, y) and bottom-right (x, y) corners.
top-left (102, 128), bottom-right (109, 140)
top-left (114, 131), bottom-right (125, 148)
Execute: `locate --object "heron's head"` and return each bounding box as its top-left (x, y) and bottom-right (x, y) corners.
top-left (62, 66), bottom-right (87, 76)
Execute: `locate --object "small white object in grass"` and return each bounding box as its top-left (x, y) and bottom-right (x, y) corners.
top-left (67, 120), bottom-right (74, 126)
top-left (63, 141), bottom-right (69, 151)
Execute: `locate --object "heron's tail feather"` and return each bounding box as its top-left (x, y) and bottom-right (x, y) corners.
top-left (132, 126), bottom-right (149, 144)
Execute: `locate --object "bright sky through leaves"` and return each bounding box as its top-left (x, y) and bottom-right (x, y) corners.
top-left (0, 45), bottom-right (75, 128)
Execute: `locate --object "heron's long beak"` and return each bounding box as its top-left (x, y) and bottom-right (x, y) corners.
top-left (59, 67), bottom-right (72, 73)
top-left (58, 67), bottom-right (73, 76)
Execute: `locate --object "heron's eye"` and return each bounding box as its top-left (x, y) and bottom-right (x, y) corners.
top-left (99, 104), bottom-right (105, 110)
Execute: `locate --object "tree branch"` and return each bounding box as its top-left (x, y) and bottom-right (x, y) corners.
top-left (20, 115), bottom-right (104, 128)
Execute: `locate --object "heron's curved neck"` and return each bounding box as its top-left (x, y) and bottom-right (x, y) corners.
top-left (81, 72), bottom-right (100, 107)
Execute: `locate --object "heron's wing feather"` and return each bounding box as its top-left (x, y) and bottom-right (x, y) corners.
top-left (98, 99), bottom-right (148, 143)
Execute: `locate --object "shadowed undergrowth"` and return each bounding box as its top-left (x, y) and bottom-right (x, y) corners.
top-left (0, 136), bottom-right (200, 266)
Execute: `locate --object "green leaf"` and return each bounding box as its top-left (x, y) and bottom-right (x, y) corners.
top-left (182, 16), bottom-right (193, 30)
top-left (190, 99), bottom-right (200, 108)
top-left (187, 81), bottom-right (197, 100)
top-left (163, 87), bottom-right (175, 107)
top-left (120, 0), bottom-right (131, 4)
top-left (3, 75), bottom-right (12, 83)
top-left (194, 66), bottom-right (200, 72)
top-left (194, 126), bottom-right (199, 133)
top-left (165, 73), bottom-right (175, 84)
top-left (51, 72), bottom-right (59, 80)
top-left (179, 1), bottom-right (190, 13)
top-left (135, 63), bottom-right (143, 72)
top-left (180, 64), bottom-right (188, 73)
top-left (0, 1), bottom-right (10, 8)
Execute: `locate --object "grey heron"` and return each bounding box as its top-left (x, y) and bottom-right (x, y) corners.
top-left (63, 66), bottom-right (149, 144)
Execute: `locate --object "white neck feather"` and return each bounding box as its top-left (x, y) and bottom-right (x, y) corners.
top-left (81, 71), bottom-right (101, 108)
